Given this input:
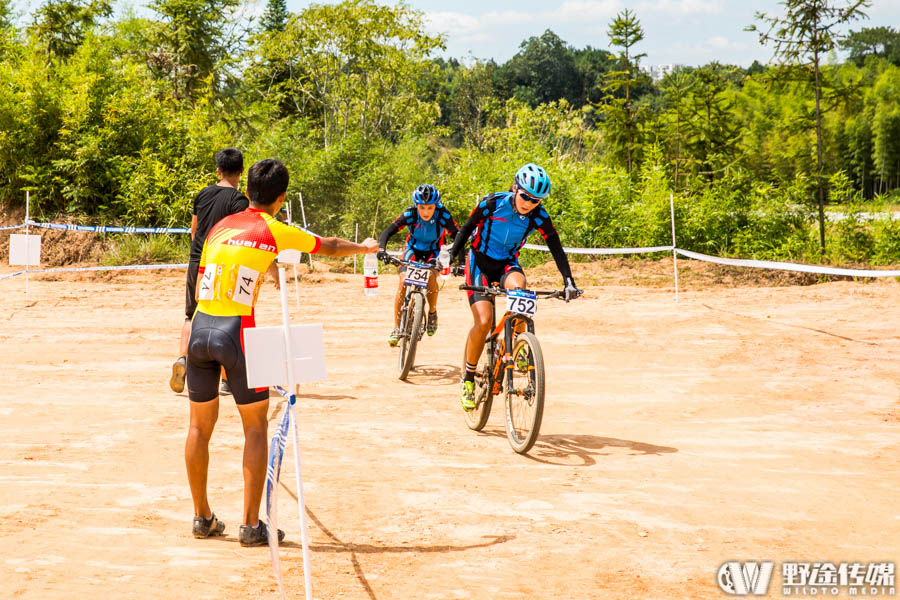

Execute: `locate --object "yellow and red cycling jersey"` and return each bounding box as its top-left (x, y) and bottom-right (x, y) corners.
top-left (196, 208), bottom-right (320, 318)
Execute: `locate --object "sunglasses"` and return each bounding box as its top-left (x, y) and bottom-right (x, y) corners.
top-left (517, 189), bottom-right (541, 204)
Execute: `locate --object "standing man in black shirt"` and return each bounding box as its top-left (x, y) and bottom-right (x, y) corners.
top-left (170, 148), bottom-right (250, 394)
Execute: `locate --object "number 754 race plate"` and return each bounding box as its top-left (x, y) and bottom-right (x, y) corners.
top-left (404, 262), bottom-right (431, 287)
top-left (506, 289), bottom-right (537, 316)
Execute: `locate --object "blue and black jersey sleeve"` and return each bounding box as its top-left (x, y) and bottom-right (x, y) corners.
top-left (378, 208), bottom-right (416, 249)
top-left (531, 208), bottom-right (573, 284)
top-left (438, 206), bottom-right (460, 242)
top-left (448, 195), bottom-right (495, 262)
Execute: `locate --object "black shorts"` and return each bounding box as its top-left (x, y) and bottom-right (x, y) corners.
top-left (398, 248), bottom-right (436, 273)
top-left (187, 311), bottom-right (269, 405)
top-left (185, 261), bottom-right (200, 320)
top-left (464, 250), bottom-right (524, 305)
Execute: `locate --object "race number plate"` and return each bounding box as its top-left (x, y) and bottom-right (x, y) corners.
top-left (197, 263), bottom-right (217, 301)
top-left (404, 262), bottom-right (431, 288)
top-left (232, 265), bottom-right (261, 307)
top-left (506, 289), bottom-right (537, 316)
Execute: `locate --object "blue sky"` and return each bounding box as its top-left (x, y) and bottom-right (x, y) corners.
top-left (281, 0), bottom-right (900, 67)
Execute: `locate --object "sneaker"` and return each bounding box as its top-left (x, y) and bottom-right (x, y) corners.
top-left (388, 328), bottom-right (402, 347)
top-left (219, 379), bottom-right (232, 396)
top-left (170, 356), bottom-right (186, 393)
top-left (426, 311), bottom-right (438, 336)
top-left (515, 349), bottom-right (530, 371)
top-left (192, 513), bottom-right (225, 539)
top-left (460, 380), bottom-right (476, 411)
top-left (238, 520), bottom-right (285, 547)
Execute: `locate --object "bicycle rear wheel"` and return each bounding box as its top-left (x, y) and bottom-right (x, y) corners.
top-left (505, 332), bottom-right (545, 454)
top-left (462, 341), bottom-right (494, 431)
top-left (398, 293), bottom-right (424, 380)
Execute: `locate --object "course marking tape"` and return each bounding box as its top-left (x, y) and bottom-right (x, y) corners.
top-left (0, 263), bottom-right (188, 281)
top-left (523, 243), bottom-right (674, 255)
top-left (26, 221), bottom-right (190, 234)
top-left (676, 249), bottom-right (900, 278)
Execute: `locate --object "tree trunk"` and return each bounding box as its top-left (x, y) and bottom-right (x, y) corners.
top-left (814, 47), bottom-right (826, 254)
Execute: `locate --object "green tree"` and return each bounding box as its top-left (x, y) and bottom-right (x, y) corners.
top-left (498, 30), bottom-right (580, 107)
top-left (683, 63), bottom-right (741, 181)
top-left (659, 68), bottom-right (693, 190)
top-left (260, 0), bottom-right (288, 33)
top-left (30, 0), bottom-right (112, 59)
top-left (1, 0), bottom-right (14, 29)
top-left (572, 46), bottom-right (615, 105)
top-left (147, 0), bottom-right (241, 100)
top-left (602, 8), bottom-right (647, 174)
top-left (840, 26), bottom-right (900, 65)
top-left (448, 60), bottom-right (498, 147)
top-left (248, 0), bottom-right (444, 148)
top-left (748, 0), bottom-right (871, 253)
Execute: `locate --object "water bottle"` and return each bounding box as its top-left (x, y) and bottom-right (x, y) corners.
top-left (438, 245), bottom-right (451, 280)
top-left (363, 253), bottom-right (378, 296)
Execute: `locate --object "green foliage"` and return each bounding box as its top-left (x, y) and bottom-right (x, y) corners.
top-left (248, 0), bottom-right (445, 147)
top-left (101, 233), bottom-right (189, 265)
top-left (259, 0), bottom-right (287, 33)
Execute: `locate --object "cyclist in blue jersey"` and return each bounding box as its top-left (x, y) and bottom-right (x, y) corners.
top-left (448, 163), bottom-right (580, 410)
top-left (377, 184), bottom-right (459, 345)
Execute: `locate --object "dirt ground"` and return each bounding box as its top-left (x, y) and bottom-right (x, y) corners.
top-left (1, 261), bottom-right (898, 599)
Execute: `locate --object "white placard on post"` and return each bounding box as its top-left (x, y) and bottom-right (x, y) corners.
top-left (9, 234), bottom-right (41, 266)
top-left (244, 324), bottom-right (326, 388)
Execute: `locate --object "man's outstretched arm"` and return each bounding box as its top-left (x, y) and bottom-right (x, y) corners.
top-left (318, 236), bottom-right (378, 258)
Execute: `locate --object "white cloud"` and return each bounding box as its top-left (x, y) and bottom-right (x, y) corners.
top-left (708, 35), bottom-right (730, 49)
top-left (638, 0), bottom-right (722, 15)
top-left (425, 10), bottom-right (538, 44)
top-left (557, 0), bottom-right (623, 22)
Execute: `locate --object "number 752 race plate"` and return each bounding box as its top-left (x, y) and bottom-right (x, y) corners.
top-left (506, 289), bottom-right (537, 316)
top-left (404, 262), bottom-right (431, 287)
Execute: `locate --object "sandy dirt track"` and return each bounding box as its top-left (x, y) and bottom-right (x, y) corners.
top-left (1, 263), bottom-right (898, 599)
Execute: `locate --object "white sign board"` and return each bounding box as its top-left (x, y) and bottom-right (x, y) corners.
top-left (9, 234), bottom-right (41, 266)
top-left (244, 324), bottom-right (326, 388)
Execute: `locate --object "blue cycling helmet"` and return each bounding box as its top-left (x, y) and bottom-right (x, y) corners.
top-left (412, 184), bottom-right (440, 205)
top-left (514, 163), bottom-right (551, 199)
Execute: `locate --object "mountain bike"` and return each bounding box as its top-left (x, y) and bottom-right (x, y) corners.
top-left (384, 256), bottom-right (442, 380)
top-left (459, 284), bottom-right (580, 454)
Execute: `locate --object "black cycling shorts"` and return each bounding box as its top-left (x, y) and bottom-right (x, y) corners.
top-left (186, 311), bottom-right (269, 405)
top-left (398, 248), bottom-right (436, 273)
top-left (464, 250), bottom-right (524, 305)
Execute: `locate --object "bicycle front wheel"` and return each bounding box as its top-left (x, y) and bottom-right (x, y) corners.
top-left (505, 332), bottom-right (545, 454)
top-left (398, 293), bottom-right (424, 380)
top-left (463, 342), bottom-right (494, 431)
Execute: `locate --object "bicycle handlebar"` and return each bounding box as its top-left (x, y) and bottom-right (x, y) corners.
top-left (382, 255), bottom-right (442, 272)
top-left (458, 285), bottom-right (569, 299)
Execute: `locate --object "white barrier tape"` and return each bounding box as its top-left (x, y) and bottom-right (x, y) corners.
top-left (0, 223), bottom-right (27, 231)
top-left (676, 249), bottom-right (900, 278)
top-left (523, 243), bottom-right (674, 255)
top-left (0, 263), bottom-right (188, 281)
top-left (27, 221), bottom-right (190, 234)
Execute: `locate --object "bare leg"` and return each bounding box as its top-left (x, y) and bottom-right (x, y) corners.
top-left (465, 300), bottom-right (494, 366)
top-left (394, 273), bottom-right (405, 328)
top-left (185, 398), bottom-right (219, 519)
top-left (426, 272), bottom-right (438, 313)
top-left (237, 399), bottom-right (270, 527)
top-left (178, 319), bottom-right (191, 357)
top-left (504, 272), bottom-right (528, 334)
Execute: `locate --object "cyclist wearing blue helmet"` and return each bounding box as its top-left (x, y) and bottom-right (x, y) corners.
top-left (448, 163), bottom-right (580, 410)
top-left (377, 184), bottom-right (459, 345)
